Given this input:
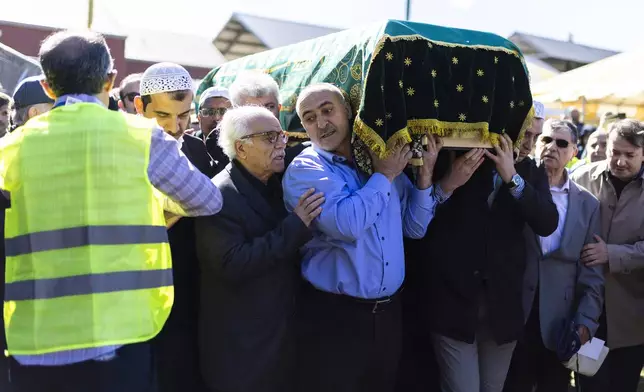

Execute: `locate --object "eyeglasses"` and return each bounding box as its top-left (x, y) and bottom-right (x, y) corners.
top-left (541, 136), bottom-right (570, 148)
top-left (240, 130), bottom-right (289, 145)
top-left (199, 107), bottom-right (228, 118)
top-left (121, 92), bottom-right (139, 102)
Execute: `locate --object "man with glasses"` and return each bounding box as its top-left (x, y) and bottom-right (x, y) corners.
top-left (117, 73), bottom-right (141, 114)
top-left (504, 119), bottom-right (604, 392)
top-left (196, 105), bottom-right (323, 392)
top-left (196, 86), bottom-right (232, 174)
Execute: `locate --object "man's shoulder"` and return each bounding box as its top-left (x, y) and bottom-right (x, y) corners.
top-left (570, 180), bottom-right (600, 209)
top-left (284, 146), bottom-right (327, 175)
top-left (570, 161), bottom-right (605, 184)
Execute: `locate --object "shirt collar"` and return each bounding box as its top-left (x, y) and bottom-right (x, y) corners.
top-left (53, 94), bottom-right (105, 109)
top-left (312, 145), bottom-right (350, 165)
top-left (550, 171), bottom-right (570, 193)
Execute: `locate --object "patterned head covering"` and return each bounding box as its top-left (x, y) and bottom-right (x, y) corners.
top-left (140, 62), bottom-right (194, 96)
top-left (533, 101), bottom-right (545, 119)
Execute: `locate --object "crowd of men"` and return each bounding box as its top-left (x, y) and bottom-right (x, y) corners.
top-left (0, 29), bottom-right (642, 392)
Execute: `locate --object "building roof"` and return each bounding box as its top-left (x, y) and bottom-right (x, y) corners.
top-left (125, 29), bottom-right (226, 69)
top-left (509, 32), bottom-right (618, 65)
top-left (214, 13), bottom-right (340, 60)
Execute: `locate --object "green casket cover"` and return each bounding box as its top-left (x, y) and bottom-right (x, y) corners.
top-left (198, 20), bottom-right (534, 170)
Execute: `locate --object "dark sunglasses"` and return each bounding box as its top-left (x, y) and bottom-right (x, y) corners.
top-left (541, 136), bottom-right (570, 148)
top-left (199, 107), bottom-right (228, 118)
top-left (240, 130), bottom-right (288, 145)
top-left (121, 92), bottom-right (139, 102)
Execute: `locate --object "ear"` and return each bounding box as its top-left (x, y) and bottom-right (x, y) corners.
top-left (103, 70), bottom-right (118, 93)
top-left (235, 140), bottom-right (247, 160)
top-left (278, 103), bottom-right (282, 113)
top-left (134, 96), bottom-right (144, 115)
top-left (27, 106), bottom-right (39, 119)
top-left (39, 80), bottom-right (57, 100)
top-left (572, 144), bottom-right (579, 158)
top-left (344, 101), bottom-right (352, 119)
top-left (117, 100), bottom-right (125, 111)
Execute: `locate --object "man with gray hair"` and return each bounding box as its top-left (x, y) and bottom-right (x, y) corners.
top-left (196, 105), bottom-right (323, 392)
top-left (229, 71), bottom-right (281, 118)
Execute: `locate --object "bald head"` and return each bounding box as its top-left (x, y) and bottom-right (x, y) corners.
top-left (39, 30), bottom-right (114, 97)
top-left (296, 83), bottom-right (347, 118)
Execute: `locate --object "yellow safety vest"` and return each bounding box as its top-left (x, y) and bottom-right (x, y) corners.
top-left (0, 103), bottom-right (173, 355)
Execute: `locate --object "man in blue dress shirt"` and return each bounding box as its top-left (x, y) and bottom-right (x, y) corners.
top-left (282, 83), bottom-right (443, 392)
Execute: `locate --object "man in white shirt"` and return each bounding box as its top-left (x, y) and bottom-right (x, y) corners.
top-left (503, 119), bottom-right (605, 392)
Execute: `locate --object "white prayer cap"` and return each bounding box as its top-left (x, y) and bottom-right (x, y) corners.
top-left (533, 101), bottom-right (545, 119)
top-left (140, 62), bottom-right (194, 96)
top-left (199, 86), bottom-right (230, 107)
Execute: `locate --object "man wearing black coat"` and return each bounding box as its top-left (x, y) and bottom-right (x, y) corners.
top-left (410, 133), bottom-right (558, 392)
top-left (195, 106), bottom-right (323, 392)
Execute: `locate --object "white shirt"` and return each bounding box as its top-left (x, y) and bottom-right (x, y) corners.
top-left (539, 175), bottom-right (570, 255)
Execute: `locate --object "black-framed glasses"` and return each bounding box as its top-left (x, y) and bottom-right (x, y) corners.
top-left (541, 136), bottom-right (570, 148)
top-left (120, 92), bottom-right (139, 102)
top-left (199, 107), bottom-right (228, 118)
top-left (240, 130), bottom-right (288, 145)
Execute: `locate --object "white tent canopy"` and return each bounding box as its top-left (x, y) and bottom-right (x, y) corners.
top-left (0, 42), bottom-right (42, 94)
top-left (532, 48), bottom-right (644, 106)
top-left (524, 55), bottom-right (560, 85)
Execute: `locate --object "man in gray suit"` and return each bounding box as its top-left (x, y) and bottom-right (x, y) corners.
top-left (504, 119), bottom-right (605, 392)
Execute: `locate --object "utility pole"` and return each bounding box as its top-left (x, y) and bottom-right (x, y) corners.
top-left (405, 0), bottom-right (411, 20)
top-left (88, 0), bottom-right (94, 29)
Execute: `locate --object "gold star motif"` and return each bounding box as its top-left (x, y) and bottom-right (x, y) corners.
top-left (494, 56), bottom-right (499, 64)
top-left (459, 113), bottom-right (467, 122)
top-left (385, 52), bottom-right (393, 61)
top-left (477, 69), bottom-right (484, 77)
top-left (482, 95), bottom-right (489, 103)
top-left (456, 84), bottom-right (464, 92)
top-left (427, 42), bottom-right (433, 48)
top-left (381, 85), bottom-right (385, 92)
top-left (431, 69), bottom-right (437, 78)
top-left (519, 100), bottom-right (525, 107)
top-left (399, 80), bottom-right (403, 88)
top-left (510, 101), bottom-right (515, 109)
top-left (375, 118), bottom-right (384, 127)
top-left (452, 57), bottom-right (459, 65)
top-left (406, 87), bottom-right (415, 96)
top-left (386, 112), bottom-right (392, 120)
top-left (434, 99), bottom-right (439, 108)
top-left (404, 57), bottom-right (412, 66)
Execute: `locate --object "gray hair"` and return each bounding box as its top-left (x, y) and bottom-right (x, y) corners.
top-left (229, 71), bottom-right (280, 107)
top-left (218, 105), bottom-right (275, 160)
top-left (295, 83), bottom-right (347, 118)
top-left (39, 30), bottom-right (114, 96)
top-left (543, 118), bottom-right (578, 143)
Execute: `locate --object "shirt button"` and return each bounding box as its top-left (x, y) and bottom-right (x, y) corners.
top-left (382, 287), bottom-right (387, 292)
top-left (385, 262), bottom-right (389, 266)
top-left (387, 192), bottom-right (390, 196)
top-left (381, 237), bottom-right (385, 241)
top-left (377, 213), bottom-right (380, 216)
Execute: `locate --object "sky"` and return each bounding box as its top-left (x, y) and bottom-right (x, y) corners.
top-left (2, 0), bottom-right (642, 52)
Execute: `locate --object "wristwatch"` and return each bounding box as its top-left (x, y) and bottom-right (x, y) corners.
top-left (507, 173), bottom-right (522, 190)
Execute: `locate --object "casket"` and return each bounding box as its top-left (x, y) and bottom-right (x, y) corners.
top-left (198, 20), bottom-right (534, 168)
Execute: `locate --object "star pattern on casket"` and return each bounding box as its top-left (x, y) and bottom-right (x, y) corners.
top-left (494, 56), bottom-right (499, 64)
top-left (459, 113), bottom-right (467, 122)
top-left (519, 100), bottom-right (525, 107)
top-left (452, 57), bottom-right (459, 65)
top-left (431, 69), bottom-right (437, 78)
top-left (477, 69), bottom-right (485, 77)
top-left (510, 101), bottom-right (515, 109)
top-left (456, 84), bottom-right (464, 92)
top-left (434, 99), bottom-right (439, 108)
top-left (404, 57), bottom-right (412, 66)
top-left (375, 118), bottom-right (384, 127)
top-left (482, 95), bottom-right (489, 103)
top-left (386, 52), bottom-right (394, 61)
top-left (406, 87), bottom-right (415, 96)
top-left (427, 42), bottom-right (433, 48)
top-left (386, 112), bottom-right (393, 119)
top-left (399, 80), bottom-right (404, 88)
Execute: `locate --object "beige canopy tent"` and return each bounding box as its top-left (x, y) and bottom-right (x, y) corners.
top-left (532, 48), bottom-right (644, 121)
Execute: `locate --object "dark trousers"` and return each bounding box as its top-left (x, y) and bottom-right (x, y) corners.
top-left (503, 295), bottom-right (570, 392)
top-left (152, 325), bottom-right (207, 392)
top-left (395, 288), bottom-right (441, 392)
top-left (576, 344), bottom-right (644, 392)
top-left (295, 284), bottom-right (403, 392)
top-left (6, 342), bottom-right (156, 392)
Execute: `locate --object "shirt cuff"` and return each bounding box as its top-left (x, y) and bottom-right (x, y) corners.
top-left (508, 175), bottom-right (525, 199)
top-left (366, 173), bottom-right (393, 201)
top-left (411, 185), bottom-right (435, 210)
top-left (433, 183), bottom-right (452, 204)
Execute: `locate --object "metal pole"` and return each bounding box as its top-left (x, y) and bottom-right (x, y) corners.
top-left (88, 0), bottom-right (94, 29)
top-left (406, 0), bottom-right (411, 20)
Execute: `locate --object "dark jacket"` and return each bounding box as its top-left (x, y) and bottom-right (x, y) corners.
top-left (195, 161), bottom-right (311, 392)
top-left (408, 155), bottom-right (558, 345)
top-left (182, 133), bottom-right (216, 178)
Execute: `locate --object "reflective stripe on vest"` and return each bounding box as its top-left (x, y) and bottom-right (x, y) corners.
top-left (5, 269), bottom-right (173, 301)
top-left (5, 225), bottom-right (168, 257)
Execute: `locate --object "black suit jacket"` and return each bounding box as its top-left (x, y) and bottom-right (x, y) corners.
top-left (182, 133), bottom-right (216, 177)
top-left (195, 162), bottom-right (311, 392)
top-left (408, 155), bottom-right (558, 345)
